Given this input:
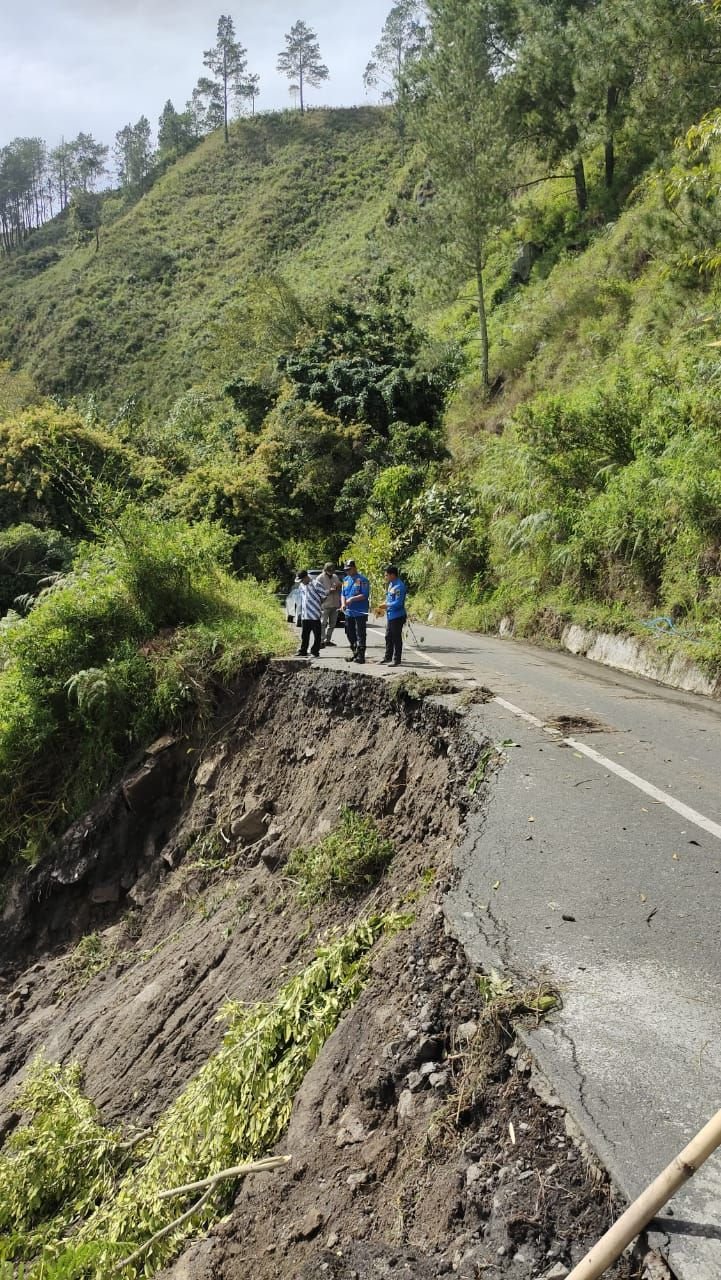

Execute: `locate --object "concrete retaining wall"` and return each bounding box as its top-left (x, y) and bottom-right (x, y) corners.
top-left (499, 617), bottom-right (721, 699)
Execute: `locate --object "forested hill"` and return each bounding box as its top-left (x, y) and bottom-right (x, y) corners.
top-left (0, 108), bottom-right (402, 411)
top-left (5, 0), bottom-right (721, 877)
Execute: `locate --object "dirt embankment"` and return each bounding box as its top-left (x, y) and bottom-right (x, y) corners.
top-left (0, 663), bottom-right (644, 1278)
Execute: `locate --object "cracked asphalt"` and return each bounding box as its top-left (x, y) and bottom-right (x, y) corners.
top-left (318, 621), bottom-right (721, 1280)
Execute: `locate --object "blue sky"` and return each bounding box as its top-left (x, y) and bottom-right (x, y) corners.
top-left (2, 1), bottom-right (394, 148)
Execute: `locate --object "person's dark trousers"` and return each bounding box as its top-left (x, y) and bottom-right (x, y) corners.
top-left (299, 619), bottom-right (321, 656)
top-left (385, 615), bottom-right (405, 663)
top-left (346, 615), bottom-right (367, 659)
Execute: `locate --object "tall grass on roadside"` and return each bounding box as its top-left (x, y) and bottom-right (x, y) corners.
top-left (0, 508), bottom-right (292, 869)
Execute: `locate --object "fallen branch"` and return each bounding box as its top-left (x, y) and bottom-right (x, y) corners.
top-left (568, 1106), bottom-right (721, 1279)
top-left (113, 1186), bottom-right (213, 1273)
top-left (112, 1156), bottom-right (291, 1272)
top-left (157, 1154), bottom-right (291, 1200)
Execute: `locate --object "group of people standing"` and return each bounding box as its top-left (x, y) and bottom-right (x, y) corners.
top-left (294, 560), bottom-right (408, 666)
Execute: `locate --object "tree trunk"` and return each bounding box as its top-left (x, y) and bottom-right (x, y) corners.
top-left (573, 158), bottom-right (588, 213)
top-left (475, 248), bottom-right (490, 390)
top-left (605, 85), bottom-right (620, 189)
top-left (299, 67), bottom-right (304, 112)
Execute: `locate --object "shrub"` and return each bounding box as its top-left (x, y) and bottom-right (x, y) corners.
top-left (287, 809), bottom-right (394, 904)
top-left (0, 510), bottom-right (291, 867)
top-left (0, 405), bottom-right (150, 536)
top-left (0, 523), bottom-right (72, 615)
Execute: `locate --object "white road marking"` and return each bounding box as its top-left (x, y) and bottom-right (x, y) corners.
top-left (563, 736), bottom-right (721, 842)
top-left (492, 695), bottom-right (561, 735)
top-left (382, 628), bottom-right (721, 844)
top-left (367, 627), bottom-right (445, 667)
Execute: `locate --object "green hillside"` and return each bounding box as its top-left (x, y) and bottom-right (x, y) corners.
top-left (4, 83), bottom-right (721, 868)
top-left (0, 108), bottom-right (403, 412)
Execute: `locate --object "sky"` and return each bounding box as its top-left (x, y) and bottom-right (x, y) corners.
top-left (1, 0), bottom-right (394, 148)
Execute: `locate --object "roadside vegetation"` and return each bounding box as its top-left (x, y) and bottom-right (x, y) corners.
top-left (287, 808), bottom-right (395, 903)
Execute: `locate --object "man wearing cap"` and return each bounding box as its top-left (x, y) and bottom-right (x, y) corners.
top-left (376, 565), bottom-right (407, 666)
top-left (317, 562), bottom-right (342, 648)
top-left (341, 559), bottom-right (370, 665)
top-left (295, 571), bottom-right (328, 659)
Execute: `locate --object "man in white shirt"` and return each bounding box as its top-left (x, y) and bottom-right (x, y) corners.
top-left (295, 571), bottom-right (328, 658)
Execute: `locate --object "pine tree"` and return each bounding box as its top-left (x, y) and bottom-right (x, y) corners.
top-left (157, 100), bottom-right (195, 158)
top-left (363, 0), bottom-right (426, 102)
top-left (277, 21), bottom-right (329, 112)
top-left (70, 189), bottom-right (102, 251)
top-left (114, 117), bottom-right (154, 193)
top-left (418, 0), bottom-right (513, 389)
top-left (71, 133), bottom-right (108, 192)
top-left (505, 0), bottom-right (591, 213)
top-left (203, 14), bottom-right (249, 143)
top-left (238, 71), bottom-right (260, 117)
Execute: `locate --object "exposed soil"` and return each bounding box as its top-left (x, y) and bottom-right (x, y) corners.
top-left (546, 714), bottom-right (610, 736)
top-left (157, 910), bottom-right (639, 1280)
top-left (0, 662), bottom-right (648, 1279)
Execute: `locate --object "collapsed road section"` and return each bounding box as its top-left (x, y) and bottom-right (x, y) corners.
top-left (0, 664), bottom-right (645, 1279)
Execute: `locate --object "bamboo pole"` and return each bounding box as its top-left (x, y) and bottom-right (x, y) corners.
top-left (568, 1106), bottom-right (721, 1280)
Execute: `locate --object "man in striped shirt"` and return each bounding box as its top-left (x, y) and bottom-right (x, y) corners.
top-left (295, 571), bottom-right (328, 658)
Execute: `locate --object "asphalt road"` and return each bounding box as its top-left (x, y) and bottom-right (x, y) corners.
top-left (317, 620), bottom-right (721, 1279)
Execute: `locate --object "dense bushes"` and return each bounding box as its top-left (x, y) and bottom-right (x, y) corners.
top-left (0, 405), bottom-right (153, 534)
top-left (0, 512), bottom-right (291, 867)
top-left (0, 523), bottom-right (72, 614)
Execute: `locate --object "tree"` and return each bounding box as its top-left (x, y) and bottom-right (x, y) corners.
top-left (417, 0), bottom-right (513, 389)
top-left (72, 133), bottom-right (108, 191)
top-left (203, 14), bottom-right (249, 143)
top-left (157, 100), bottom-right (196, 158)
top-left (70, 189), bottom-right (102, 251)
top-left (277, 21), bottom-right (329, 111)
top-left (364, 1), bottom-right (427, 102)
top-left (505, 0), bottom-right (593, 213)
top-left (188, 79), bottom-right (224, 136)
top-left (238, 71), bottom-right (260, 116)
top-left (0, 137), bottom-right (48, 250)
top-left (114, 117), bottom-right (154, 192)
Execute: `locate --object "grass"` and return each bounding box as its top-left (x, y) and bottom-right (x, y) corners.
top-left (0, 109), bottom-right (403, 415)
top-left (287, 808), bottom-right (395, 905)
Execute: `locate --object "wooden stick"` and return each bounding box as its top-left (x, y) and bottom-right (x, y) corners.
top-left (568, 1106), bottom-right (721, 1279)
top-left (157, 1154), bottom-right (291, 1200)
top-left (113, 1186), bottom-right (213, 1273)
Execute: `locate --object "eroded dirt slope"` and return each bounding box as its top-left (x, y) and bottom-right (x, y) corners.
top-left (0, 663), bottom-right (645, 1278)
top-left (0, 664), bottom-right (474, 1127)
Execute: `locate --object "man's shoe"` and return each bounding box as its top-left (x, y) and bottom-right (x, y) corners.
top-left (326, 640), bottom-right (337, 647)
top-left (344, 652), bottom-right (357, 663)
top-left (391, 659), bottom-right (402, 666)
top-left (319, 642), bottom-right (327, 648)
top-left (295, 650), bottom-right (308, 657)
top-left (354, 656), bottom-right (366, 664)
top-left (378, 658), bottom-right (391, 665)
top-left (311, 650), bottom-right (321, 658)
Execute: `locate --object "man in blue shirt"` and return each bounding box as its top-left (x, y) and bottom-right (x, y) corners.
top-left (341, 559), bottom-right (370, 665)
top-left (377, 565), bottom-right (407, 666)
